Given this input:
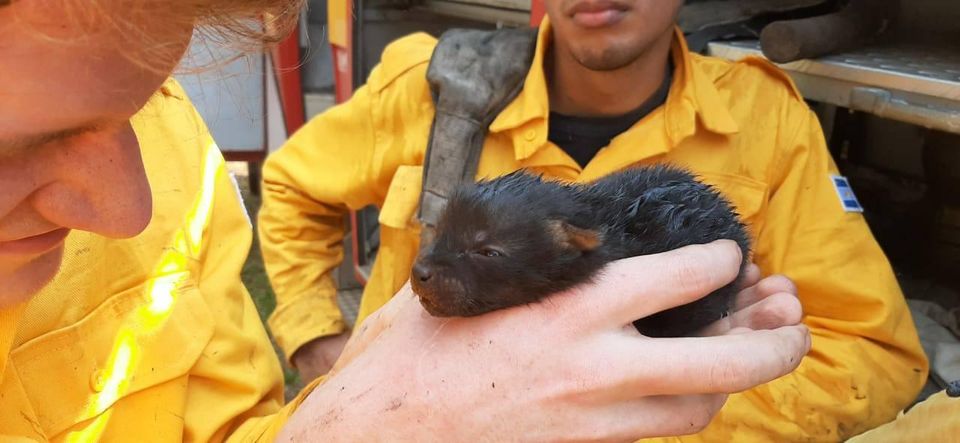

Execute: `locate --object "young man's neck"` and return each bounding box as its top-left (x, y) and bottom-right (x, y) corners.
top-left (547, 31), bottom-right (674, 118)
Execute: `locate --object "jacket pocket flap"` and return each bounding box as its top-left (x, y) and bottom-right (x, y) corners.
top-left (378, 165), bottom-right (424, 229)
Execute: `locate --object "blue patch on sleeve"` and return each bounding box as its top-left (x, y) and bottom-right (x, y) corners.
top-left (830, 175), bottom-right (863, 213)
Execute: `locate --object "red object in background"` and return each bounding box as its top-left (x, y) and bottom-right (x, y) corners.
top-left (531, 0), bottom-right (546, 26)
top-left (326, 0), bottom-right (366, 283)
top-left (270, 31), bottom-right (307, 135)
top-left (332, 46), bottom-right (354, 104)
top-left (330, 0), bottom-right (355, 105)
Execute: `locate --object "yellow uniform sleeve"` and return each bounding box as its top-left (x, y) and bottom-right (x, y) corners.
top-left (258, 33), bottom-right (436, 363)
top-left (679, 105), bottom-right (929, 441)
top-left (259, 90), bottom-right (373, 361)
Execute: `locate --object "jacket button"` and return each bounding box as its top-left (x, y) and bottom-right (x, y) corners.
top-left (90, 369), bottom-right (106, 393)
top-left (524, 130), bottom-right (536, 141)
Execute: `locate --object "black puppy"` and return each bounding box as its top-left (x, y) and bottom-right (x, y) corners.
top-left (410, 165), bottom-right (752, 337)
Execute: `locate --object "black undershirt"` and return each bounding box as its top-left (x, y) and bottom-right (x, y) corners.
top-left (548, 62), bottom-right (674, 168)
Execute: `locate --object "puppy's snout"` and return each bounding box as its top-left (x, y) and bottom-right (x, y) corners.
top-left (413, 262), bottom-right (433, 283)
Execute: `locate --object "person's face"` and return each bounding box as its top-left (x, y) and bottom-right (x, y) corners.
top-left (546, 0), bottom-right (683, 71)
top-left (0, 1), bottom-right (193, 307)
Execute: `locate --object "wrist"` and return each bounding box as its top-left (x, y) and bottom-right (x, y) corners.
top-left (293, 332), bottom-right (347, 360)
top-left (280, 370), bottom-right (368, 440)
top-left (281, 357), bottom-right (434, 441)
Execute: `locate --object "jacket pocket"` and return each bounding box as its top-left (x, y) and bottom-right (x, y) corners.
top-left (11, 279), bottom-right (214, 437)
top-left (696, 171), bottom-right (770, 238)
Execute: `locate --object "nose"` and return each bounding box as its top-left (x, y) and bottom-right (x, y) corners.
top-left (31, 123), bottom-right (152, 239)
top-left (413, 262), bottom-right (433, 282)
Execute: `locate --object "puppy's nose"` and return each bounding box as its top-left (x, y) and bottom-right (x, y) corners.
top-left (413, 262), bottom-right (433, 282)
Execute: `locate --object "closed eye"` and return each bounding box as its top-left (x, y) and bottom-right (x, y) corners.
top-left (474, 248), bottom-right (504, 258)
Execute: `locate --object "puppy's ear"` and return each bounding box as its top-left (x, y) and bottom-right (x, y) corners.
top-left (547, 220), bottom-right (602, 252)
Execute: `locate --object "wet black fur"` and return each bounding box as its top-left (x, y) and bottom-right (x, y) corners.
top-left (412, 165), bottom-right (752, 337)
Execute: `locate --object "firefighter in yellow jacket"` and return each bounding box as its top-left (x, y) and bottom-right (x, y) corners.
top-left (259, 1), bottom-right (931, 441)
top-left (0, 0), bottom-right (819, 441)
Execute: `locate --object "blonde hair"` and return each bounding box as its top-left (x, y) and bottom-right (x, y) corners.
top-left (5, 0), bottom-right (306, 70)
top-left (175, 0), bottom-right (306, 46)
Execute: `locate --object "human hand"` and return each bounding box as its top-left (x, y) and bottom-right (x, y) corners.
top-left (291, 331), bottom-right (351, 382)
top-left (279, 240), bottom-right (811, 442)
top-left (330, 262), bottom-right (804, 378)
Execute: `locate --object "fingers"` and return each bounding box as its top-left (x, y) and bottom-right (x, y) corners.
top-left (734, 292), bottom-right (803, 330)
top-left (740, 263), bottom-right (762, 291)
top-left (612, 324), bottom-right (811, 396)
top-left (570, 240), bottom-right (743, 326)
top-left (733, 274), bottom-right (797, 311)
top-left (697, 292), bottom-right (803, 336)
top-left (697, 272), bottom-right (799, 336)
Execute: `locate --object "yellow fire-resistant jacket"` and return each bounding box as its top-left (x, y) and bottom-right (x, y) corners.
top-left (0, 79), bottom-right (301, 442)
top-left (259, 17), bottom-right (929, 441)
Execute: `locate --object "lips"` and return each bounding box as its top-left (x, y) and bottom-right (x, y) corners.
top-left (0, 228), bottom-right (71, 257)
top-left (568, 0), bottom-right (630, 28)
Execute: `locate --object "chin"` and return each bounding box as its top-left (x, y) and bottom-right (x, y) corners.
top-left (0, 246), bottom-right (64, 309)
top-left (569, 40), bottom-right (645, 71)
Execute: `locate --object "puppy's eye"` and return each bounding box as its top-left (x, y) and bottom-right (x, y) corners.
top-left (475, 248), bottom-right (503, 258)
